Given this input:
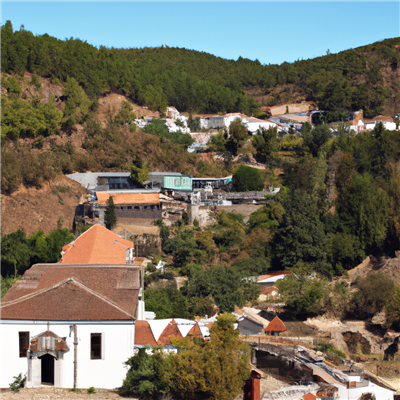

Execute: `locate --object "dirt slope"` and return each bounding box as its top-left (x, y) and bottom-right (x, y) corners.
top-left (347, 253), bottom-right (400, 286)
top-left (1, 175), bottom-right (87, 236)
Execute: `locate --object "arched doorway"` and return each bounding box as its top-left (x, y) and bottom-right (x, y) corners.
top-left (40, 354), bottom-right (55, 385)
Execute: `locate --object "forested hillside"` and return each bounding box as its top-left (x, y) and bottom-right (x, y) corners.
top-left (115, 40), bottom-right (400, 117)
top-left (2, 21), bottom-right (400, 116)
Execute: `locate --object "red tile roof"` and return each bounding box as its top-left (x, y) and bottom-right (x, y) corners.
top-left (303, 394), bottom-right (317, 400)
top-left (372, 115), bottom-right (394, 123)
top-left (60, 224), bottom-right (133, 264)
top-left (187, 322), bottom-right (203, 338)
top-left (1, 278), bottom-right (137, 320)
top-left (96, 192), bottom-right (160, 205)
top-left (157, 319), bottom-right (183, 345)
top-left (1, 263), bottom-right (140, 320)
top-left (135, 321), bottom-right (157, 346)
top-left (264, 316), bottom-right (288, 333)
top-left (257, 271), bottom-right (292, 282)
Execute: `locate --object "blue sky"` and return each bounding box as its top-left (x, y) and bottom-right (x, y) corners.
top-left (2, 1), bottom-right (399, 65)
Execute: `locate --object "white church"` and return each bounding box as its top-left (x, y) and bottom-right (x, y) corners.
top-left (0, 262), bottom-right (140, 389)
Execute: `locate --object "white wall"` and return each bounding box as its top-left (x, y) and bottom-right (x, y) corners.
top-left (0, 321), bottom-right (135, 389)
top-left (247, 121), bottom-right (277, 134)
top-left (334, 381), bottom-right (394, 400)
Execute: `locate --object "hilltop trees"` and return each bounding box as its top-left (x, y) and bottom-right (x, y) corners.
top-left (3, 20), bottom-right (399, 117)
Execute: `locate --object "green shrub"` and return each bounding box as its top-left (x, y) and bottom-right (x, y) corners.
top-left (69, 388), bottom-right (81, 392)
top-left (315, 341), bottom-right (346, 358)
top-left (87, 386), bottom-right (96, 394)
top-left (9, 373), bottom-right (25, 392)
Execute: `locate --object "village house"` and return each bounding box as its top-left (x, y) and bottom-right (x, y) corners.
top-left (236, 308), bottom-right (271, 336)
top-left (264, 316), bottom-right (288, 336)
top-left (244, 117), bottom-right (279, 134)
top-left (93, 190), bottom-right (188, 226)
top-left (166, 106), bottom-right (180, 120)
top-left (0, 263), bottom-right (141, 389)
top-left (256, 271), bottom-right (292, 291)
top-left (349, 112), bottom-right (397, 133)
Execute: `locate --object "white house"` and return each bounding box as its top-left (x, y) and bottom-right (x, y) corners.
top-left (244, 117), bottom-right (278, 134)
top-left (256, 271), bottom-right (292, 290)
top-left (223, 113), bottom-right (248, 128)
top-left (367, 115), bottom-right (397, 131)
top-left (332, 373), bottom-right (396, 400)
top-left (350, 115), bottom-right (397, 133)
top-left (0, 263), bottom-right (140, 389)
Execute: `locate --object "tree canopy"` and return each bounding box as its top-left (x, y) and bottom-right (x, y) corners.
top-left (232, 165), bottom-right (264, 192)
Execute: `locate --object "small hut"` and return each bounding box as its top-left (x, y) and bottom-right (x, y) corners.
top-left (264, 316), bottom-right (288, 336)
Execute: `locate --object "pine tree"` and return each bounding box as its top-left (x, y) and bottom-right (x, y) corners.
top-left (105, 196), bottom-right (117, 230)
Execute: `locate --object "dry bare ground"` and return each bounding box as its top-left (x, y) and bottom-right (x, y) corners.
top-left (1, 175), bottom-right (87, 236)
top-left (0, 387), bottom-right (138, 400)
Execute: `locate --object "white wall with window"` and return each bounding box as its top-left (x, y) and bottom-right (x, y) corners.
top-left (0, 321), bottom-right (135, 389)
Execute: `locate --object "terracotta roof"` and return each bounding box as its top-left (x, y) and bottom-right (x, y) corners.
top-left (246, 117), bottom-right (273, 123)
top-left (187, 322), bottom-right (203, 338)
top-left (96, 192), bottom-right (160, 205)
top-left (264, 316), bottom-right (288, 332)
top-left (135, 321), bottom-right (157, 346)
top-left (157, 319), bottom-right (183, 345)
top-left (260, 286), bottom-right (278, 295)
top-left (303, 394), bottom-right (317, 400)
top-left (372, 115), bottom-right (394, 123)
top-left (2, 263), bottom-right (140, 319)
top-left (60, 225), bottom-right (133, 264)
top-left (1, 278), bottom-right (137, 320)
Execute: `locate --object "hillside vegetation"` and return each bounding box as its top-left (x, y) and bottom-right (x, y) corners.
top-left (2, 21), bottom-right (400, 117)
